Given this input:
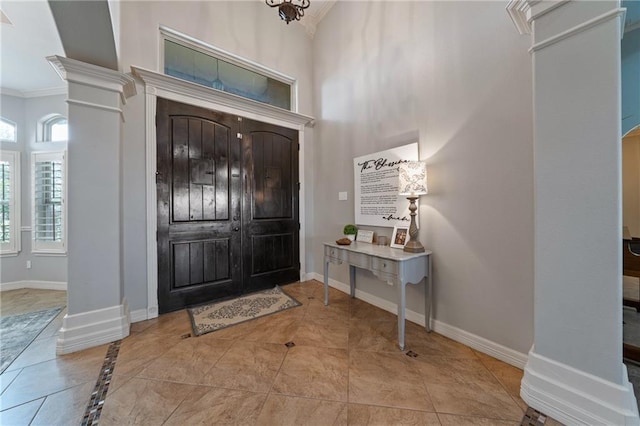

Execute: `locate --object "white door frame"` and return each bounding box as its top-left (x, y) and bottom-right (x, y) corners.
top-left (131, 66), bottom-right (314, 319)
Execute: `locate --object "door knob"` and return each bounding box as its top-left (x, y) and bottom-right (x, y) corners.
top-left (234, 227), bottom-right (240, 231)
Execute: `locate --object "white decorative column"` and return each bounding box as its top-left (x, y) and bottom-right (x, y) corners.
top-left (508, 1), bottom-right (639, 424)
top-left (48, 56), bottom-right (136, 354)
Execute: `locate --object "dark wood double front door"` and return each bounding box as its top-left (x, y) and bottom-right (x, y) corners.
top-left (156, 98), bottom-right (299, 313)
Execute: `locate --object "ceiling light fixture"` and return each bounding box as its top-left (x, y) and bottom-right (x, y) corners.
top-left (265, 0), bottom-right (310, 24)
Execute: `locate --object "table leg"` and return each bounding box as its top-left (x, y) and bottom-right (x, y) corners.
top-left (397, 280), bottom-right (406, 351)
top-left (324, 256), bottom-right (330, 306)
top-left (349, 265), bottom-right (356, 298)
top-left (425, 255), bottom-right (432, 332)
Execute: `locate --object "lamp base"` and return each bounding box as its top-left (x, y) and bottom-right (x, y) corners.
top-left (403, 240), bottom-right (425, 253)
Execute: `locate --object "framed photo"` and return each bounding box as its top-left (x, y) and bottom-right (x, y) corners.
top-left (356, 229), bottom-right (374, 243)
top-left (390, 226), bottom-right (409, 249)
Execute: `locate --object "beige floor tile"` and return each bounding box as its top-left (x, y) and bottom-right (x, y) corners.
top-left (136, 309), bottom-right (193, 336)
top-left (0, 344), bottom-right (107, 410)
top-left (0, 369), bottom-right (21, 395)
top-left (99, 377), bottom-right (197, 425)
top-left (201, 340), bottom-right (287, 392)
top-left (6, 335), bottom-right (58, 371)
top-left (272, 346), bottom-right (348, 401)
top-left (426, 382), bottom-right (523, 421)
top-left (30, 381), bottom-right (93, 426)
top-left (281, 282), bottom-right (320, 306)
top-left (34, 310), bottom-right (65, 341)
top-left (0, 289), bottom-right (66, 317)
top-left (348, 320), bottom-right (400, 353)
top-left (306, 298), bottom-right (350, 322)
top-left (349, 299), bottom-right (396, 323)
top-left (349, 351), bottom-right (434, 412)
top-left (256, 394), bottom-right (347, 426)
top-left (293, 316), bottom-right (349, 349)
top-left (411, 356), bottom-right (503, 389)
top-left (473, 351), bottom-right (524, 397)
top-left (0, 398), bottom-right (44, 425)
top-left (163, 386), bottom-right (266, 425)
top-left (241, 313), bottom-right (302, 345)
top-left (115, 332), bottom-right (183, 377)
top-left (404, 328), bottom-right (477, 359)
top-left (107, 374), bottom-right (134, 395)
top-left (438, 413), bottom-right (520, 425)
top-left (348, 404), bottom-right (441, 425)
top-left (138, 336), bottom-right (233, 383)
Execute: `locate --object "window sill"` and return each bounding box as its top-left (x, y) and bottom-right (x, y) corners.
top-left (0, 251), bottom-right (20, 257)
top-left (32, 251), bottom-right (67, 257)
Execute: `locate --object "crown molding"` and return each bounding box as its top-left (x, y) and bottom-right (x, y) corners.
top-left (299, 0), bottom-right (336, 37)
top-left (506, 0), bottom-right (534, 35)
top-left (0, 87), bottom-right (24, 97)
top-left (47, 55), bottom-right (136, 103)
top-left (131, 66), bottom-right (314, 127)
top-left (0, 86), bottom-right (67, 98)
top-left (507, 0), bottom-right (571, 35)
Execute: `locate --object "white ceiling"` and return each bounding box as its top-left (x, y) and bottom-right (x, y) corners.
top-left (0, 0), bottom-right (333, 96)
top-left (0, 0), bottom-right (66, 96)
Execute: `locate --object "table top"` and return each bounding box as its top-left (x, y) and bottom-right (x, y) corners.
top-left (324, 241), bottom-right (432, 262)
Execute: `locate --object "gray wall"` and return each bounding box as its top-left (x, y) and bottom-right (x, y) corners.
top-left (118, 1), bottom-right (314, 311)
top-left (312, 1), bottom-right (534, 354)
top-left (0, 93), bottom-right (68, 284)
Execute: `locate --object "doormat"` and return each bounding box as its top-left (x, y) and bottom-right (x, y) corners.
top-left (188, 286), bottom-right (301, 337)
top-left (0, 306), bottom-right (64, 373)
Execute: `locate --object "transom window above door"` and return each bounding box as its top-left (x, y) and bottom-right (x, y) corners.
top-left (161, 27), bottom-right (295, 111)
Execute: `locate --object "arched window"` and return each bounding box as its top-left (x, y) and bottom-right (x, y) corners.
top-left (0, 117), bottom-right (17, 143)
top-left (38, 114), bottom-right (68, 142)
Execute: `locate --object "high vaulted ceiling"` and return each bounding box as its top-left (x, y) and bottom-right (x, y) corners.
top-left (4, 0), bottom-right (634, 96)
top-left (0, 0), bottom-right (65, 95)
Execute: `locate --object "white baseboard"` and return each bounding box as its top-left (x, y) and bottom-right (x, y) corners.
top-left (522, 349), bottom-right (639, 425)
top-left (431, 319), bottom-right (528, 369)
top-left (56, 301), bottom-right (130, 355)
top-left (310, 272), bottom-right (528, 369)
top-left (129, 308), bottom-right (149, 323)
top-left (0, 280), bottom-right (67, 292)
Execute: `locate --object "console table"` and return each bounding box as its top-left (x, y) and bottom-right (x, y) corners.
top-left (323, 242), bottom-right (433, 351)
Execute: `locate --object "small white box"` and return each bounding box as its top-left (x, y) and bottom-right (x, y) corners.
top-left (338, 191), bottom-right (348, 201)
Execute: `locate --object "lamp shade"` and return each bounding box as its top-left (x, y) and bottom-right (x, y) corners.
top-left (398, 161), bottom-right (428, 196)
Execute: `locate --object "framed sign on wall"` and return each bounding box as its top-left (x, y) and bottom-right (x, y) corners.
top-left (353, 143), bottom-right (418, 228)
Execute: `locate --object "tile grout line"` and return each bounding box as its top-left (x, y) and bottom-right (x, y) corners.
top-left (80, 340), bottom-right (121, 426)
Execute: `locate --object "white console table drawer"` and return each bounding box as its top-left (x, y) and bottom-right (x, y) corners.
top-left (371, 257), bottom-right (398, 275)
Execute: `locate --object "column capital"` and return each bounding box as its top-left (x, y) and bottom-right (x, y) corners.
top-left (47, 55), bottom-right (136, 104)
top-left (507, 0), bottom-right (571, 35)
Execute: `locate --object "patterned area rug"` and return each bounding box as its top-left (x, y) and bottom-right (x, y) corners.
top-left (0, 306), bottom-right (64, 373)
top-left (188, 286), bottom-right (301, 336)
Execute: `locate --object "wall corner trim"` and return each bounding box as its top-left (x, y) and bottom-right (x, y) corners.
top-left (521, 349), bottom-right (640, 425)
top-left (309, 273), bottom-right (528, 369)
top-left (56, 302), bottom-right (130, 355)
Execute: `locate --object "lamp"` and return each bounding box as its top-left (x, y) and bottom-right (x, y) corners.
top-left (398, 161), bottom-right (428, 253)
top-left (265, 0), bottom-right (310, 24)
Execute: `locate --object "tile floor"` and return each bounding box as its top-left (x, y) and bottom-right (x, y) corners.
top-left (0, 281), bottom-right (558, 425)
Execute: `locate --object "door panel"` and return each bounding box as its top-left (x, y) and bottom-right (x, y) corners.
top-left (157, 98), bottom-right (242, 313)
top-left (242, 119), bottom-right (300, 292)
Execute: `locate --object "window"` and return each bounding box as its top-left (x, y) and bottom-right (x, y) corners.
top-left (0, 151), bottom-right (21, 255)
top-left (162, 28), bottom-right (295, 110)
top-left (38, 115), bottom-right (68, 142)
top-left (32, 151), bottom-right (66, 254)
top-left (0, 117), bottom-right (17, 143)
